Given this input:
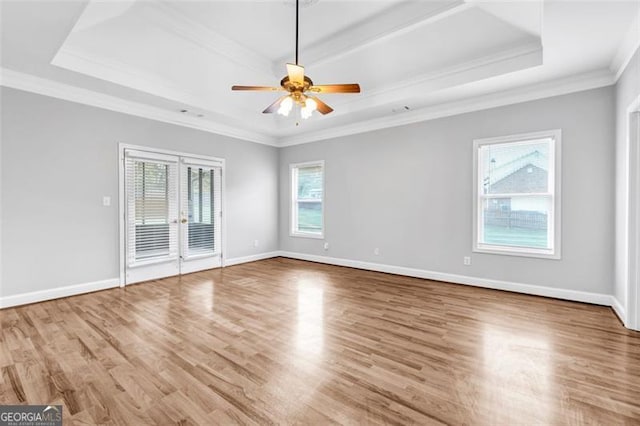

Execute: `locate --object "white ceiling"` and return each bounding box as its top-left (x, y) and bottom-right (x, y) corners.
top-left (1, 0), bottom-right (639, 146)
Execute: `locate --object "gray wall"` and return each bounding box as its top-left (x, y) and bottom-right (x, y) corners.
top-left (615, 47), bottom-right (640, 312)
top-left (279, 87), bottom-right (615, 295)
top-left (0, 87), bottom-right (279, 297)
top-left (0, 84), bottom-right (620, 300)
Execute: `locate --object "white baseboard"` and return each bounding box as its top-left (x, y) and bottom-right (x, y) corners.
top-left (611, 297), bottom-right (627, 324)
top-left (0, 252), bottom-right (619, 314)
top-left (0, 252), bottom-right (278, 309)
top-left (0, 278), bottom-right (120, 309)
top-left (225, 251), bottom-right (280, 267)
top-left (278, 251), bottom-right (614, 306)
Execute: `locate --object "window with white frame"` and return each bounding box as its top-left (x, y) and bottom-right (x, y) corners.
top-left (473, 130), bottom-right (561, 258)
top-left (291, 161), bottom-right (324, 238)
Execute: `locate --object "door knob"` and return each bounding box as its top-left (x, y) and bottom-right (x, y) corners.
top-left (181, 218), bottom-right (188, 224)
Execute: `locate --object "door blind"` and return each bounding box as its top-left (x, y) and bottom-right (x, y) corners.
top-left (181, 162), bottom-right (221, 258)
top-left (125, 151), bottom-right (178, 266)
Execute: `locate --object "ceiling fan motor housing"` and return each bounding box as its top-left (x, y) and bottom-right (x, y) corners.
top-left (281, 76), bottom-right (314, 104)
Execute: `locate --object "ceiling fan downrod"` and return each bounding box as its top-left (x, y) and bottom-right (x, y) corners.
top-left (295, 0), bottom-right (299, 65)
top-left (230, 0), bottom-right (360, 117)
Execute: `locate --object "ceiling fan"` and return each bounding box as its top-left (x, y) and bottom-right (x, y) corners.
top-left (231, 0), bottom-right (360, 120)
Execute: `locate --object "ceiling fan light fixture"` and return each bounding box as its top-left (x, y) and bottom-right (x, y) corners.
top-left (277, 96), bottom-right (294, 116)
top-left (301, 97), bottom-right (317, 119)
top-left (231, 0), bottom-right (360, 118)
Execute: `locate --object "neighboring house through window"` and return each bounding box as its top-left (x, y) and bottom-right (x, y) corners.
top-left (473, 130), bottom-right (561, 258)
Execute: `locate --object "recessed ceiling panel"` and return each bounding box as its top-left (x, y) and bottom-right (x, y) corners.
top-left (8, 0), bottom-right (626, 143)
top-left (53, 0), bottom-right (543, 135)
top-left (169, 0), bottom-right (400, 61)
top-left (306, 7), bottom-right (540, 88)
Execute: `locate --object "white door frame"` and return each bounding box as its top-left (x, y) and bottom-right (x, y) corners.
top-left (118, 143), bottom-right (226, 287)
top-left (624, 96), bottom-right (640, 330)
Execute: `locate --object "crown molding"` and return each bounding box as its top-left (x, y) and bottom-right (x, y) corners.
top-left (67, 1), bottom-right (274, 80)
top-left (272, 0), bottom-right (469, 72)
top-left (53, 46), bottom-right (202, 108)
top-left (51, 46), bottom-right (253, 122)
top-left (611, 5), bottom-right (640, 82)
top-left (0, 68), bottom-right (278, 146)
top-left (53, 19), bottom-right (542, 138)
top-left (320, 40), bottom-right (542, 120)
top-left (277, 69), bottom-right (615, 147)
top-left (366, 41), bottom-right (542, 100)
top-left (0, 67), bottom-right (616, 149)
top-left (142, 2), bottom-right (276, 79)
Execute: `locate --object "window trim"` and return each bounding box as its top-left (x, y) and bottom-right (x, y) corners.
top-left (472, 130), bottom-right (562, 259)
top-left (290, 160), bottom-right (325, 239)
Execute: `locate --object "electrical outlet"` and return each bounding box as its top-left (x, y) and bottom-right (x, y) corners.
top-left (253, 240), bottom-right (259, 248)
top-left (463, 256), bottom-right (471, 266)
top-left (374, 248), bottom-right (380, 255)
top-left (102, 196), bottom-right (111, 206)
top-left (323, 242), bottom-right (329, 250)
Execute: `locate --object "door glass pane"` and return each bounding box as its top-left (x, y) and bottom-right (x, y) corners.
top-left (297, 201), bottom-right (322, 233)
top-left (480, 139), bottom-right (550, 194)
top-left (482, 196), bottom-right (550, 249)
top-left (188, 167), bottom-right (215, 254)
top-left (134, 161), bottom-right (170, 259)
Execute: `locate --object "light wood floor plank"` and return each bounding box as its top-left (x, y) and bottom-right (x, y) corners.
top-left (0, 257), bottom-right (639, 424)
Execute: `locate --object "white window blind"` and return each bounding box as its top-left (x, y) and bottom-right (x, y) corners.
top-left (291, 161), bottom-right (324, 238)
top-left (181, 163), bottom-right (221, 258)
top-left (125, 151), bottom-right (178, 266)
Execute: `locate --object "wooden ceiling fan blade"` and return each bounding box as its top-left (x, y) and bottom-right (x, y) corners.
top-left (309, 96), bottom-right (333, 115)
top-left (309, 84), bottom-right (360, 93)
top-left (286, 63), bottom-right (305, 86)
top-left (262, 95), bottom-right (289, 114)
top-left (232, 85), bottom-right (282, 91)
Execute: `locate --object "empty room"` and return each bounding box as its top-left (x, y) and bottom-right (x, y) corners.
top-left (1, 0), bottom-right (640, 424)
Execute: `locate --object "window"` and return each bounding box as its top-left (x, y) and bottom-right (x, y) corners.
top-left (473, 130), bottom-right (561, 258)
top-left (291, 161), bottom-right (324, 238)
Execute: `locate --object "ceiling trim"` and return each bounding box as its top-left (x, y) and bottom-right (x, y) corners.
top-left (51, 46), bottom-right (255, 123)
top-left (0, 67), bottom-right (616, 149)
top-left (141, 2), bottom-right (276, 79)
top-left (312, 40), bottom-right (542, 121)
top-left (611, 4), bottom-right (640, 82)
top-left (54, 14), bottom-right (542, 137)
top-left (0, 68), bottom-right (278, 147)
top-left (272, 0), bottom-right (470, 72)
top-left (277, 69), bottom-right (615, 147)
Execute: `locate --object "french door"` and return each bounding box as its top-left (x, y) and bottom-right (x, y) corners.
top-left (123, 149), bottom-right (223, 284)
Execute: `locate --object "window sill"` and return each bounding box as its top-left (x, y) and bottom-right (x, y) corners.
top-left (290, 232), bottom-right (324, 240)
top-left (474, 245), bottom-right (560, 260)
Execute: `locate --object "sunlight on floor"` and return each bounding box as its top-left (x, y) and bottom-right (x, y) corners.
top-left (296, 284), bottom-right (324, 356)
top-left (482, 325), bottom-right (553, 423)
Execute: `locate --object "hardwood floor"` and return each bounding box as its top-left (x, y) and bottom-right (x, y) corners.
top-left (1, 257), bottom-right (639, 425)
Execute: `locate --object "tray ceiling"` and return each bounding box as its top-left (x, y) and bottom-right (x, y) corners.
top-left (1, 0), bottom-right (638, 146)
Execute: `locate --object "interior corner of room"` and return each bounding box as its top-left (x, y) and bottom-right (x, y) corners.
top-left (1, 0), bottom-right (640, 423)
top-left (1, 0), bottom-right (639, 328)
